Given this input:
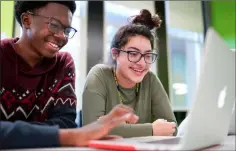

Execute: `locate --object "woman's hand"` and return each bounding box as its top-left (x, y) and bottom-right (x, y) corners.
top-left (152, 119), bottom-right (176, 136)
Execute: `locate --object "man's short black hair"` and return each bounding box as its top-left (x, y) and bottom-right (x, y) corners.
top-left (14, 1), bottom-right (76, 26)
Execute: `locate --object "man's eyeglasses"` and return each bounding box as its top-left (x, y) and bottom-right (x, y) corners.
top-left (115, 48), bottom-right (158, 64)
top-left (27, 12), bottom-right (77, 39)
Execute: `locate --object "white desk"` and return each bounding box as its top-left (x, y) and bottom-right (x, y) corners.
top-left (5, 135), bottom-right (235, 151)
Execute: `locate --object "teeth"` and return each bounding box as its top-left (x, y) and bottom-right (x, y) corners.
top-left (48, 42), bottom-right (59, 48)
top-left (133, 69), bottom-right (143, 72)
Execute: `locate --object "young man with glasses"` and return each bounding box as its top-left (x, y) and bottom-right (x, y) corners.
top-left (0, 1), bottom-right (78, 128)
top-left (0, 1), bottom-right (140, 149)
top-left (82, 9), bottom-right (177, 138)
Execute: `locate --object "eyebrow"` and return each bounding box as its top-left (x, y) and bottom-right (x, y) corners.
top-left (127, 47), bottom-right (152, 53)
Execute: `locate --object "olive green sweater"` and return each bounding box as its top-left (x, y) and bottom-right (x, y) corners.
top-left (82, 64), bottom-right (177, 138)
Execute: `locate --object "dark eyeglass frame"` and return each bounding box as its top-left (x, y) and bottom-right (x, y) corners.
top-left (115, 48), bottom-right (159, 64)
top-left (27, 11), bottom-right (77, 39)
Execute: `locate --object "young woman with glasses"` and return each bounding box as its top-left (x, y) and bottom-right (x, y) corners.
top-left (82, 9), bottom-right (177, 138)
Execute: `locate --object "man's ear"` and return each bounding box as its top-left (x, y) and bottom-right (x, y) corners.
top-left (21, 13), bottom-right (32, 29)
top-left (111, 48), bottom-right (119, 60)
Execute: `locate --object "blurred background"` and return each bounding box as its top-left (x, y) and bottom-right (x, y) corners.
top-left (1, 1), bottom-right (235, 125)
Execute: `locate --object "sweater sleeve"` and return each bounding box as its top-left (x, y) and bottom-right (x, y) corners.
top-left (82, 66), bottom-right (107, 126)
top-left (109, 123), bottom-right (153, 138)
top-left (150, 72), bottom-right (178, 135)
top-left (31, 53), bottom-right (77, 128)
top-left (0, 121), bottom-right (60, 149)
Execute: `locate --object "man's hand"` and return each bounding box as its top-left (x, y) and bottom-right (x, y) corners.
top-left (152, 119), bottom-right (176, 136)
top-left (98, 104), bottom-right (138, 124)
top-left (59, 104), bottom-right (139, 147)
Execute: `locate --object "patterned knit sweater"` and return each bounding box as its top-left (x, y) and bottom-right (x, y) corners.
top-left (0, 38), bottom-right (77, 128)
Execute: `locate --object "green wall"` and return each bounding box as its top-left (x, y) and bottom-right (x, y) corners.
top-left (211, 1), bottom-right (236, 49)
top-left (1, 1), bottom-right (14, 38)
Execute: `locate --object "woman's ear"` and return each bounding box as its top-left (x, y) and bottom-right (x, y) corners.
top-left (111, 48), bottom-right (119, 60)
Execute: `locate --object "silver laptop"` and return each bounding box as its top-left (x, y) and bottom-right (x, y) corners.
top-left (88, 28), bottom-right (236, 150)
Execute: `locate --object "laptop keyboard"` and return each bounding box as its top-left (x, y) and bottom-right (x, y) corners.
top-left (146, 137), bottom-right (181, 145)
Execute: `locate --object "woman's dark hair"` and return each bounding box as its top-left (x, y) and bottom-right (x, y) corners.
top-left (14, 1), bottom-right (76, 26)
top-left (108, 9), bottom-right (162, 65)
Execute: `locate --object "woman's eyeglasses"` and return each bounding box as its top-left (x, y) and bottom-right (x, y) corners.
top-left (115, 48), bottom-right (158, 64)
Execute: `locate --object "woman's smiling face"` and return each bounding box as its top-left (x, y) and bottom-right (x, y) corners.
top-left (115, 35), bottom-right (152, 85)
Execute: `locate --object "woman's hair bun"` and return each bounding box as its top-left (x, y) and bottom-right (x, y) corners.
top-left (131, 9), bottom-right (162, 30)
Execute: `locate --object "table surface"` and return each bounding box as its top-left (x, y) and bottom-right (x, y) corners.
top-left (5, 135), bottom-right (235, 151)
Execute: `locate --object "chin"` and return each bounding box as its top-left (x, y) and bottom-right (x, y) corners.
top-left (133, 72), bottom-right (148, 82)
top-left (131, 76), bottom-right (144, 84)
